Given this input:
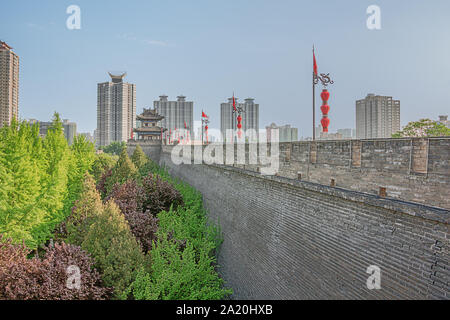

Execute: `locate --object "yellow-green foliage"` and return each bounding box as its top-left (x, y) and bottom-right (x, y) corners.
top-left (90, 153), bottom-right (118, 183)
top-left (0, 114), bottom-right (95, 249)
top-left (131, 145), bottom-right (148, 168)
top-left (65, 174), bottom-right (104, 245)
top-left (105, 148), bottom-right (137, 195)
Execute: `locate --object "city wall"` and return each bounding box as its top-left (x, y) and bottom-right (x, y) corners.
top-left (161, 137), bottom-right (450, 210)
top-left (129, 138), bottom-right (449, 299)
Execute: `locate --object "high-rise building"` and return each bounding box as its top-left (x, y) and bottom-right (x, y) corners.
top-left (96, 72), bottom-right (136, 147)
top-left (79, 132), bottom-right (95, 144)
top-left (337, 128), bottom-right (356, 139)
top-left (266, 123), bottom-right (298, 142)
top-left (0, 41), bottom-right (19, 127)
top-left (154, 95), bottom-right (193, 139)
top-left (28, 118), bottom-right (77, 145)
top-left (356, 94), bottom-right (400, 139)
top-left (438, 115), bottom-right (449, 128)
top-left (220, 97), bottom-right (259, 142)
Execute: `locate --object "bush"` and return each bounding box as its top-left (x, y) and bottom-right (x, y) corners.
top-left (80, 200), bottom-right (149, 298)
top-left (105, 180), bottom-right (158, 253)
top-left (129, 164), bottom-right (232, 300)
top-left (0, 236), bottom-right (110, 300)
top-left (97, 167), bottom-right (113, 198)
top-left (141, 173), bottom-right (184, 216)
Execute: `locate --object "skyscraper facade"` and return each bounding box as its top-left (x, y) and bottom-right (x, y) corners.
top-left (356, 94), bottom-right (400, 139)
top-left (154, 95), bottom-right (193, 139)
top-left (0, 41), bottom-right (19, 128)
top-left (220, 97), bottom-right (259, 142)
top-left (96, 72), bottom-right (136, 146)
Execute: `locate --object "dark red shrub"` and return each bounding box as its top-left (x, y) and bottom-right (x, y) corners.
top-left (96, 167), bottom-right (112, 198)
top-left (105, 180), bottom-right (145, 215)
top-left (106, 181), bottom-right (158, 253)
top-left (141, 173), bottom-right (183, 216)
top-left (0, 236), bottom-right (111, 300)
top-left (125, 210), bottom-right (159, 253)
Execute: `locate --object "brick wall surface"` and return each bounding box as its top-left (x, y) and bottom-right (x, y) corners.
top-left (159, 152), bottom-right (449, 299)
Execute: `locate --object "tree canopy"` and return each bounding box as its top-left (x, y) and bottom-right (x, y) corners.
top-left (392, 119), bottom-right (450, 138)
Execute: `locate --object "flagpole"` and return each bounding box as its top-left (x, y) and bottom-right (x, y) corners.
top-left (313, 70), bottom-right (316, 141)
top-left (312, 46), bottom-right (316, 141)
top-left (201, 109), bottom-right (204, 145)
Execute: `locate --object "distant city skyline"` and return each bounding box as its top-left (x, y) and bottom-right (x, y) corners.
top-left (1, 0), bottom-right (450, 135)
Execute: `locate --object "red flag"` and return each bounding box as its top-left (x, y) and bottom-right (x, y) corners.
top-left (202, 111), bottom-right (208, 118)
top-left (313, 47), bottom-right (318, 76)
top-left (232, 94), bottom-right (237, 112)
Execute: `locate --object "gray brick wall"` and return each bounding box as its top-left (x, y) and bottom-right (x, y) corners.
top-left (159, 152), bottom-right (449, 300)
top-left (156, 137), bottom-right (450, 209)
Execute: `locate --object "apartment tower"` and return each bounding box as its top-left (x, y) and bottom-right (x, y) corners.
top-left (154, 95), bottom-right (193, 139)
top-left (356, 94), bottom-right (400, 139)
top-left (0, 41), bottom-right (19, 127)
top-left (96, 72), bottom-right (136, 146)
top-left (220, 97), bottom-right (259, 142)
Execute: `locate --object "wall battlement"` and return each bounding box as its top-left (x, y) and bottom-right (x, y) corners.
top-left (159, 137), bottom-right (450, 209)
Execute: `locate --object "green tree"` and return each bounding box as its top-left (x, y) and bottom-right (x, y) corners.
top-left (0, 119), bottom-right (46, 248)
top-left (105, 148), bottom-right (137, 195)
top-left (64, 134), bottom-right (96, 218)
top-left (64, 174), bottom-right (104, 245)
top-left (100, 141), bottom-right (126, 156)
top-left (131, 145), bottom-right (148, 168)
top-left (37, 113), bottom-right (72, 243)
top-left (392, 118), bottom-right (450, 138)
top-left (80, 200), bottom-right (148, 298)
top-left (90, 153), bottom-right (118, 183)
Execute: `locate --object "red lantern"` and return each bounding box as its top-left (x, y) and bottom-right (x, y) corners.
top-left (320, 90), bottom-right (330, 102)
top-left (320, 104), bottom-right (330, 115)
top-left (321, 117), bottom-right (330, 129)
top-left (320, 89), bottom-right (331, 132)
top-left (237, 123), bottom-right (242, 129)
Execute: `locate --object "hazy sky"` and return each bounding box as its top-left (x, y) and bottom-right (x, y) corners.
top-left (1, 0), bottom-right (449, 135)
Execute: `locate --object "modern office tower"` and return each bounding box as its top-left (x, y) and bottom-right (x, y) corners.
top-left (0, 41), bottom-right (19, 128)
top-left (96, 72), bottom-right (136, 147)
top-left (266, 123), bottom-right (298, 142)
top-left (220, 97), bottom-right (259, 142)
top-left (356, 94), bottom-right (400, 139)
top-left (154, 95), bottom-right (193, 139)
